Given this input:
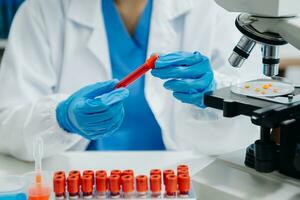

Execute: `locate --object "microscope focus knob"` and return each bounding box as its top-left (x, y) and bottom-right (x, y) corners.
top-left (294, 144), bottom-right (300, 171)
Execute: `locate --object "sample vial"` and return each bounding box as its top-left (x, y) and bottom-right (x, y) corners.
top-left (53, 175), bottom-right (65, 199)
top-left (110, 170), bottom-right (122, 186)
top-left (178, 174), bottom-right (190, 197)
top-left (67, 175), bottom-right (80, 200)
top-left (109, 175), bottom-right (121, 198)
top-left (121, 175), bottom-right (134, 198)
top-left (82, 170), bottom-right (94, 185)
top-left (68, 170), bottom-right (81, 189)
top-left (163, 170), bottom-right (174, 186)
top-left (96, 174), bottom-right (107, 198)
top-left (165, 174), bottom-right (177, 197)
top-left (150, 169), bottom-right (162, 185)
top-left (136, 175), bottom-right (148, 198)
top-left (150, 175), bottom-right (161, 198)
top-left (82, 175), bottom-right (93, 199)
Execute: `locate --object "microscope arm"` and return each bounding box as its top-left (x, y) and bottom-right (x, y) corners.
top-left (270, 18), bottom-right (300, 51)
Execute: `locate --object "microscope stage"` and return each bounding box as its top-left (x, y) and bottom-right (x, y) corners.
top-left (231, 80), bottom-right (294, 97)
top-left (204, 80), bottom-right (300, 118)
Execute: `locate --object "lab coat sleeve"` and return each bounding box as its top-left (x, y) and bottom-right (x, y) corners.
top-left (169, 3), bottom-right (262, 155)
top-left (0, 0), bottom-right (84, 161)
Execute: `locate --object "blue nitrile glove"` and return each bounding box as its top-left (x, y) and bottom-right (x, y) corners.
top-left (56, 79), bottom-right (129, 140)
top-left (151, 51), bottom-right (215, 108)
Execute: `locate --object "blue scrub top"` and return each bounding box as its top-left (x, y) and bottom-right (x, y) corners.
top-left (87, 0), bottom-right (165, 150)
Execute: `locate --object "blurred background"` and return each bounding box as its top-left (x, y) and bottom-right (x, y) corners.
top-left (0, 0), bottom-right (299, 84)
top-left (0, 0), bottom-right (24, 60)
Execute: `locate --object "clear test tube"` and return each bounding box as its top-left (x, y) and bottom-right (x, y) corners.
top-left (121, 175), bottom-right (134, 198)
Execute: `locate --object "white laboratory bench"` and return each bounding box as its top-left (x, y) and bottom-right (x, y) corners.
top-left (0, 151), bottom-right (213, 177)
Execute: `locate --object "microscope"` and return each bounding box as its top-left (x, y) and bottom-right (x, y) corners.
top-left (204, 0), bottom-right (300, 179)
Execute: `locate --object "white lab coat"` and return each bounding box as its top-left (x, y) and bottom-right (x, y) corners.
top-left (0, 0), bottom-right (262, 161)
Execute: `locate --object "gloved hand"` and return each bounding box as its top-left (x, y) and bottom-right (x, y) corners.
top-left (151, 51), bottom-right (215, 108)
top-left (56, 79), bottom-right (129, 140)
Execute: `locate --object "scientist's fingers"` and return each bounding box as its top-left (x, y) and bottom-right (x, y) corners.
top-left (84, 112), bottom-right (124, 140)
top-left (76, 102), bottom-right (123, 122)
top-left (79, 79), bottom-right (119, 98)
top-left (163, 72), bottom-right (214, 93)
top-left (155, 51), bottom-right (204, 68)
top-left (77, 88), bottom-right (129, 113)
top-left (173, 92), bottom-right (206, 108)
top-left (151, 58), bottom-right (211, 79)
top-left (81, 104), bottom-right (124, 128)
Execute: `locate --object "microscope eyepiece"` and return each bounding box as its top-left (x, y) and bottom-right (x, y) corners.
top-left (229, 36), bottom-right (256, 68)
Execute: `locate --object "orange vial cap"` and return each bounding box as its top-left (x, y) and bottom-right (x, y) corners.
top-left (67, 175), bottom-right (79, 196)
top-left (122, 169), bottom-right (134, 177)
top-left (96, 170), bottom-right (107, 177)
top-left (109, 175), bottom-right (121, 195)
top-left (150, 169), bottom-right (161, 176)
top-left (121, 175), bottom-right (134, 193)
top-left (177, 169), bottom-right (189, 176)
top-left (111, 169), bottom-right (122, 176)
top-left (178, 174), bottom-right (190, 195)
top-left (54, 171), bottom-right (66, 178)
top-left (136, 175), bottom-right (148, 193)
top-left (69, 170), bottom-right (81, 177)
top-left (165, 174), bottom-right (177, 196)
top-left (82, 175), bottom-right (93, 195)
top-left (53, 175), bottom-right (65, 197)
top-left (96, 174), bottom-right (107, 193)
top-left (177, 165), bottom-right (189, 171)
top-left (111, 170), bottom-right (122, 186)
top-left (150, 175), bottom-right (162, 193)
top-left (68, 170), bottom-right (81, 188)
top-left (163, 169), bottom-right (174, 185)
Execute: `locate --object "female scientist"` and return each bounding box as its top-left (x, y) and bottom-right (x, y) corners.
top-left (0, 0), bottom-right (261, 160)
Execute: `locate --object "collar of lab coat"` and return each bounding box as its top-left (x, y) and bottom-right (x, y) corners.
top-left (66, 0), bottom-right (196, 78)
